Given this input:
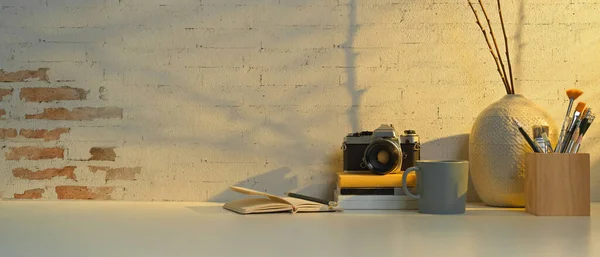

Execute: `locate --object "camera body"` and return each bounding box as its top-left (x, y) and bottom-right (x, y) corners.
top-left (399, 129), bottom-right (421, 172)
top-left (342, 124), bottom-right (403, 175)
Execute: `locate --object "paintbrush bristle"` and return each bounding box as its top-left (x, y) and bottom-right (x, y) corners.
top-left (582, 108), bottom-right (590, 118)
top-left (575, 102), bottom-right (586, 113)
top-left (566, 88), bottom-right (584, 100)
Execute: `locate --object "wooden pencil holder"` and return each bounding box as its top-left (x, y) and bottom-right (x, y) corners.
top-left (525, 153), bottom-right (590, 216)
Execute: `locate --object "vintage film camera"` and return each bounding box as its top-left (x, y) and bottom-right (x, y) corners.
top-left (342, 124), bottom-right (420, 175)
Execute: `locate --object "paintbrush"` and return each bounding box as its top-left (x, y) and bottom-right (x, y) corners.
top-left (561, 102), bottom-right (586, 153)
top-left (574, 111), bottom-right (595, 153)
top-left (567, 108), bottom-right (591, 152)
top-left (541, 132), bottom-right (553, 153)
top-left (556, 89), bottom-right (584, 152)
top-left (512, 117), bottom-right (542, 153)
top-left (566, 127), bottom-right (580, 153)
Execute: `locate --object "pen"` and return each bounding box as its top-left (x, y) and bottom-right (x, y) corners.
top-left (285, 192), bottom-right (338, 207)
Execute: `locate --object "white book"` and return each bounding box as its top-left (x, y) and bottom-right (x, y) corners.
top-left (334, 194), bottom-right (416, 202)
top-left (337, 199), bottom-right (418, 210)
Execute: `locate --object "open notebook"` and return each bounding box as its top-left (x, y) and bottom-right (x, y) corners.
top-left (223, 186), bottom-right (341, 214)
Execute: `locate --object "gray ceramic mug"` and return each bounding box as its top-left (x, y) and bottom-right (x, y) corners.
top-left (402, 160), bottom-right (469, 214)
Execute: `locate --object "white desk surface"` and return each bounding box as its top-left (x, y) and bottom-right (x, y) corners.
top-left (0, 201), bottom-right (598, 257)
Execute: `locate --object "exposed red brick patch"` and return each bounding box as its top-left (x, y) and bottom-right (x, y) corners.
top-left (14, 188), bottom-right (45, 199)
top-left (55, 186), bottom-right (114, 200)
top-left (0, 88), bottom-right (13, 101)
top-left (13, 166), bottom-right (76, 181)
top-left (5, 147), bottom-right (64, 160)
top-left (20, 87), bottom-right (88, 102)
top-left (90, 166), bottom-right (141, 181)
top-left (25, 107), bottom-right (123, 120)
top-left (0, 109), bottom-right (6, 119)
top-left (19, 128), bottom-right (70, 141)
top-left (0, 128), bottom-right (17, 139)
top-left (89, 147), bottom-right (116, 161)
top-left (0, 68), bottom-right (49, 82)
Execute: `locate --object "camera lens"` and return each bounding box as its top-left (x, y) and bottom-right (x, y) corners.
top-left (363, 139), bottom-right (401, 175)
top-left (377, 151), bottom-right (390, 164)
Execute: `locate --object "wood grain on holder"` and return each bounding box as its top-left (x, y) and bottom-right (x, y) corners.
top-left (525, 153), bottom-right (590, 216)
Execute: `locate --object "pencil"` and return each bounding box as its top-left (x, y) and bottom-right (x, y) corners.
top-left (285, 192), bottom-right (336, 206)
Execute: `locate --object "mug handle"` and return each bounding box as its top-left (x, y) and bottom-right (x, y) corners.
top-left (402, 166), bottom-right (420, 199)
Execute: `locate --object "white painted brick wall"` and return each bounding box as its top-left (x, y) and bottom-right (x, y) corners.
top-left (1, 0), bottom-right (599, 202)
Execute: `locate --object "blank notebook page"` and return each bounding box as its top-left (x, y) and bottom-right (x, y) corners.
top-left (223, 198), bottom-right (292, 214)
top-left (283, 197), bottom-right (329, 212)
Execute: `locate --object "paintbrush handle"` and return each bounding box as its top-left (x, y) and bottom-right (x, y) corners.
top-left (541, 132), bottom-right (553, 153)
top-left (518, 127), bottom-right (542, 153)
top-left (556, 116), bottom-right (572, 152)
top-left (561, 129), bottom-right (573, 153)
top-left (573, 118), bottom-right (594, 153)
top-left (573, 136), bottom-right (583, 153)
top-left (557, 100), bottom-right (575, 152)
top-left (562, 118), bottom-right (582, 153)
top-left (566, 127), bottom-right (580, 153)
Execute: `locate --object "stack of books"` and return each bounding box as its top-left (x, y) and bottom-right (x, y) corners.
top-left (334, 171), bottom-right (418, 210)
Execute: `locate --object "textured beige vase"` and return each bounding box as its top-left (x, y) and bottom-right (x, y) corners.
top-left (469, 94), bottom-right (558, 207)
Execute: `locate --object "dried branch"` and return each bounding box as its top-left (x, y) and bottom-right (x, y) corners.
top-left (468, 1), bottom-right (510, 94)
top-left (477, 0), bottom-right (510, 94)
top-left (497, 0), bottom-right (514, 94)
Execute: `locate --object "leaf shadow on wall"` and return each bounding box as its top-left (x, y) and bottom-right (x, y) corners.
top-left (1, 2), bottom-right (486, 201)
top-left (76, 3), bottom-right (354, 201)
top-left (208, 166), bottom-right (297, 202)
top-left (420, 133), bottom-right (481, 203)
top-left (341, 0), bottom-right (363, 133)
top-left (207, 151), bottom-right (344, 202)
top-left (208, 151), bottom-right (343, 203)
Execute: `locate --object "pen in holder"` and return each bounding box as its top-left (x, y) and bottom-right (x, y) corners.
top-left (525, 153), bottom-right (590, 216)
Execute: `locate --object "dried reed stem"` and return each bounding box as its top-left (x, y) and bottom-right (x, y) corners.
top-left (468, 1), bottom-right (510, 94)
top-left (497, 0), bottom-right (514, 94)
top-left (477, 0), bottom-right (511, 94)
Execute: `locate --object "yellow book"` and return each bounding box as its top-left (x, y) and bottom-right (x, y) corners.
top-left (337, 171), bottom-right (417, 188)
